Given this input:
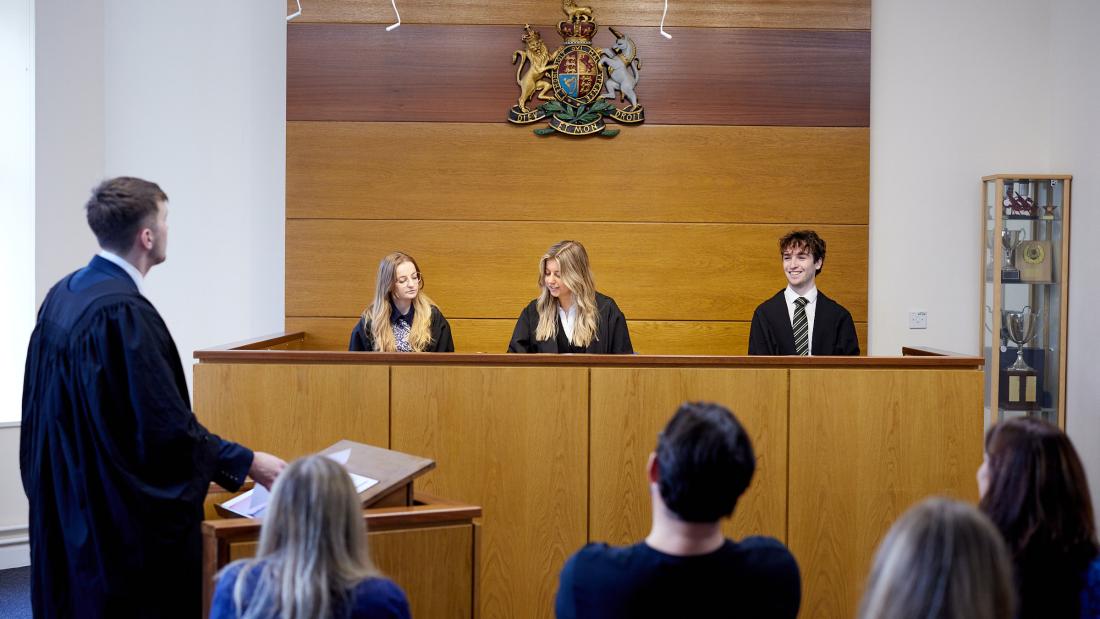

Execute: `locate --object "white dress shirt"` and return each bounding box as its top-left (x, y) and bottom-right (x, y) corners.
top-left (783, 285), bottom-right (818, 355)
top-left (558, 303), bottom-right (579, 344)
top-left (97, 250), bottom-right (145, 294)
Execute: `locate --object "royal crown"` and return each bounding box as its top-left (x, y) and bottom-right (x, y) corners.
top-left (557, 18), bottom-right (598, 43)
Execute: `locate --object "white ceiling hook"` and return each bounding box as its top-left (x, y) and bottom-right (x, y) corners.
top-left (386, 0), bottom-right (402, 31)
top-left (659, 0), bottom-right (672, 39)
top-left (287, 0), bottom-right (302, 21)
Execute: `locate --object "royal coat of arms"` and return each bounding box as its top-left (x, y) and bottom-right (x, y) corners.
top-left (507, 0), bottom-right (644, 137)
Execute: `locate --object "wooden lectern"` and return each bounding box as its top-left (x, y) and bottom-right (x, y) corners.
top-left (201, 441), bottom-right (481, 618)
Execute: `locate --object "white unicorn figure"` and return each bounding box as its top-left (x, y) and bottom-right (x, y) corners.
top-left (598, 27), bottom-right (642, 108)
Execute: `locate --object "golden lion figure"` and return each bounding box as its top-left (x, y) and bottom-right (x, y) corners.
top-left (512, 25), bottom-right (556, 113)
top-left (562, 0), bottom-right (593, 21)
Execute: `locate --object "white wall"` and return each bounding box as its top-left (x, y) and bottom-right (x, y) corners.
top-left (869, 0), bottom-right (1051, 357)
top-left (5, 1), bottom-right (287, 568)
top-left (0, 0), bottom-right (35, 566)
top-left (104, 0), bottom-right (286, 394)
top-left (872, 0), bottom-right (1099, 521)
top-left (34, 0), bottom-right (105, 304)
top-left (1049, 0), bottom-right (1100, 523)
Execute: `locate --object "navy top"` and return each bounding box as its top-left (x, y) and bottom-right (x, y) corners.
top-left (1082, 556), bottom-right (1100, 618)
top-left (555, 538), bottom-right (801, 619)
top-left (211, 561), bottom-right (411, 619)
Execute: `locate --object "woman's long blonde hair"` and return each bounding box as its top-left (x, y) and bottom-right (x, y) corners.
top-left (227, 455), bottom-right (378, 619)
top-left (858, 498), bottom-right (1015, 619)
top-left (363, 252), bottom-right (435, 351)
top-left (535, 240), bottom-right (599, 347)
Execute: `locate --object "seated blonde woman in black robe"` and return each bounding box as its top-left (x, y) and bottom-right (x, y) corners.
top-left (349, 252), bottom-right (454, 352)
top-left (508, 240), bottom-right (632, 354)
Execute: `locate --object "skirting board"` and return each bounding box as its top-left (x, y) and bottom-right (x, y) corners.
top-left (0, 529), bottom-right (30, 569)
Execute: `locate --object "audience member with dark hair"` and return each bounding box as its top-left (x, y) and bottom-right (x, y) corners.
top-left (978, 417), bottom-right (1100, 618)
top-left (211, 455), bottom-right (411, 619)
top-left (858, 497), bottom-right (1016, 619)
top-left (554, 402), bottom-right (800, 618)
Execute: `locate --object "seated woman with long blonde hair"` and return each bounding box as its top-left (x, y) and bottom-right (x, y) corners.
top-left (508, 240), bottom-right (633, 354)
top-left (858, 497), bottom-right (1015, 619)
top-left (211, 455), bottom-right (411, 619)
top-left (349, 252), bottom-right (454, 352)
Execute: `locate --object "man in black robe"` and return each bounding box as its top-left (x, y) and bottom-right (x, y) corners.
top-left (20, 177), bottom-right (286, 618)
top-left (747, 230), bottom-right (860, 356)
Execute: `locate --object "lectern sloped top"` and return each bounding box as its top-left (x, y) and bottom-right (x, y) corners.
top-left (214, 440), bottom-right (436, 518)
top-left (318, 439), bottom-right (436, 507)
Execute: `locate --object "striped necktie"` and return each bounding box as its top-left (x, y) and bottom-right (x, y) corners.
top-left (793, 297), bottom-right (809, 356)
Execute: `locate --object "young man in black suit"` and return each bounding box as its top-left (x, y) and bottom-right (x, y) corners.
top-left (747, 230), bottom-right (859, 356)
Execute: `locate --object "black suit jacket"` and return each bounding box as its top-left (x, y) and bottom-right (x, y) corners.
top-left (747, 290), bottom-right (859, 356)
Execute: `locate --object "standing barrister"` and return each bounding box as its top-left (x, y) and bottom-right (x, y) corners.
top-left (21, 177), bottom-right (286, 618)
top-left (747, 230), bottom-right (859, 356)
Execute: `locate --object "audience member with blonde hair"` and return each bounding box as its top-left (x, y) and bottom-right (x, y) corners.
top-left (978, 417), bottom-right (1100, 618)
top-left (858, 497), bottom-right (1015, 619)
top-left (349, 252), bottom-right (454, 352)
top-left (211, 455), bottom-right (411, 619)
top-left (508, 240), bottom-right (633, 353)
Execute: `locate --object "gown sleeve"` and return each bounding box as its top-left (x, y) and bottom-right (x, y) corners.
top-left (349, 316), bottom-right (372, 351)
top-left (604, 299), bottom-right (634, 354)
top-left (430, 307), bottom-right (456, 352)
top-left (508, 304), bottom-right (538, 353)
top-left (835, 308), bottom-right (860, 356)
top-left (747, 306), bottom-right (774, 355)
top-left (106, 300), bottom-right (252, 493)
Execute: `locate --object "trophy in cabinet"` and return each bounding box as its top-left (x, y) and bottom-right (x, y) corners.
top-left (1000, 308), bottom-right (1040, 410)
top-left (1001, 229), bottom-right (1023, 282)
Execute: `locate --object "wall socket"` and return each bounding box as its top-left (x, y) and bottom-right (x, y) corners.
top-left (908, 310), bottom-right (928, 329)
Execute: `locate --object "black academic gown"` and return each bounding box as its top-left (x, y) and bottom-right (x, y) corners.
top-left (348, 305), bottom-right (455, 352)
top-left (20, 256), bottom-right (254, 619)
top-left (747, 289), bottom-right (860, 356)
top-left (508, 292), bottom-right (633, 354)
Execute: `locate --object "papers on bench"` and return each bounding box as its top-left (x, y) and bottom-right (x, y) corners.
top-left (218, 448), bottom-right (379, 519)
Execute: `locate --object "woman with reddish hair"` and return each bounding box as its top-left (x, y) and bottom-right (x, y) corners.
top-left (978, 417), bottom-right (1100, 618)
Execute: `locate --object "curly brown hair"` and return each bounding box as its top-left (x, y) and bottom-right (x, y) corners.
top-left (779, 230), bottom-right (826, 275)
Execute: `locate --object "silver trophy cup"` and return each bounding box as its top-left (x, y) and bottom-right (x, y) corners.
top-left (1001, 307), bottom-right (1041, 371)
top-left (1001, 229), bottom-right (1023, 271)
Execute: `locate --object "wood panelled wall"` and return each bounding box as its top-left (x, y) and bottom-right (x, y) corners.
top-left (286, 1), bottom-right (869, 355)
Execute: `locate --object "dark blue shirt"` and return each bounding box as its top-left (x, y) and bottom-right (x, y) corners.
top-left (211, 561), bottom-right (411, 619)
top-left (555, 538), bottom-right (800, 619)
top-left (1082, 556), bottom-right (1100, 618)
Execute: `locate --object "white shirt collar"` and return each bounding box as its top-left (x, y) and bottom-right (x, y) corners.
top-left (97, 250), bottom-right (145, 293)
top-left (558, 303), bottom-right (579, 343)
top-left (784, 285), bottom-right (818, 305)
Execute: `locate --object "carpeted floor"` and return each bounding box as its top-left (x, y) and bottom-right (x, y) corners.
top-left (0, 567), bottom-right (31, 618)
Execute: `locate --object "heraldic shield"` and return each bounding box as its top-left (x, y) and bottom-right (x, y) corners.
top-left (507, 0), bottom-right (645, 137)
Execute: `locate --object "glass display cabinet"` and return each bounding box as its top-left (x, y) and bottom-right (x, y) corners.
top-left (981, 174), bottom-right (1071, 428)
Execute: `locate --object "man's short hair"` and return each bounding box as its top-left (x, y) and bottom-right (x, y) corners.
top-left (779, 230), bottom-right (826, 275)
top-left (656, 402), bottom-right (756, 523)
top-left (85, 177), bottom-right (168, 253)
